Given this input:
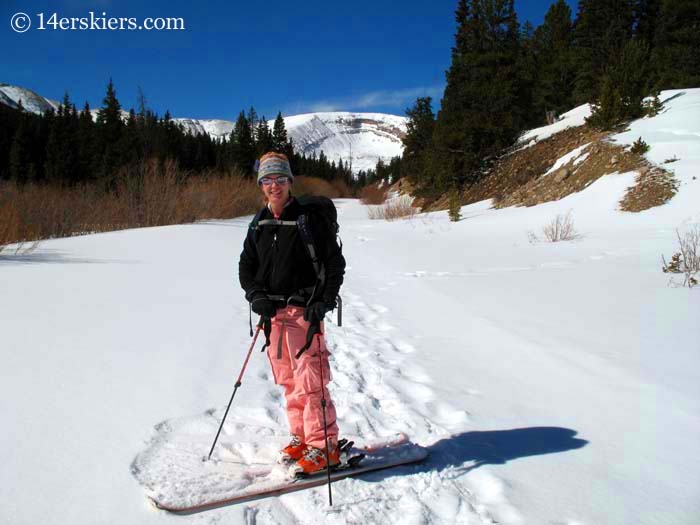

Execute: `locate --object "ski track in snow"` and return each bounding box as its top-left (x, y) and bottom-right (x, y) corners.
top-left (132, 289), bottom-right (521, 524)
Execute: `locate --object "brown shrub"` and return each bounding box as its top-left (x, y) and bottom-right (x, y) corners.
top-left (292, 176), bottom-right (342, 198)
top-left (542, 211), bottom-right (580, 242)
top-left (360, 184), bottom-right (388, 205)
top-left (367, 196), bottom-right (416, 221)
top-left (178, 172), bottom-right (262, 220)
top-left (0, 160), bottom-right (262, 246)
top-left (0, 162), bottom-right (357, 248)
top-left (0, 188), bottom-right (22, 247)
top-left (328, 178), bottom-right (353, 198)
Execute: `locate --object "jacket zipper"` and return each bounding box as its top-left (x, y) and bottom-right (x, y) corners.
top-left (271, 232), bottom-right (278, 285)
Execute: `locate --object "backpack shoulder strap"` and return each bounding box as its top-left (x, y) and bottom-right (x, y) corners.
top-left (297, 213), bottom-right (324, 284)
top-left (258, 219), bottom-right (298, 226)
top-left (249, 208), bottom-right (297, 240)
top-left (249, 207), bottom-right (267, 230)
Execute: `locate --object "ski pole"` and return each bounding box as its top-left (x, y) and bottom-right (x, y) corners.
top-left (317, 335), bottom-right (334, 506)
top-left (207, 321), bottom-right (262, 461)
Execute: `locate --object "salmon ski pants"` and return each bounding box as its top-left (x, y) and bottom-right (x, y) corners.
top-left (267, 306), bottom-right (338, 449)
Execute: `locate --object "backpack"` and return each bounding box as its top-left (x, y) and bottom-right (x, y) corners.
top-left (250, 196), bottom-right (343, 325)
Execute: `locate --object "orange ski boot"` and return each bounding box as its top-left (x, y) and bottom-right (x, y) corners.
top-left (288, 444), bottom-right (340, 477)
top-left (277, 435), bottom-right (306, 463)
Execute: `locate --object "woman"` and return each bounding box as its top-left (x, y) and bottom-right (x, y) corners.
top-left (238, 152), bottom-right (345, 476)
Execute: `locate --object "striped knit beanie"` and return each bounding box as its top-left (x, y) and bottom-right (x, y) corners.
top-left (257, 152), bottom-right (293, 184)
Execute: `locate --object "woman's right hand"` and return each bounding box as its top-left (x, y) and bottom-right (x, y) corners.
top-left (251, 295), bottom-right (277, 319)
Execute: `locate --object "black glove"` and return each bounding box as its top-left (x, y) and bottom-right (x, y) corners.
top-left (251, 294), bottom-right (277, 319)
top-left (303, 301), bottom-right (329, 323)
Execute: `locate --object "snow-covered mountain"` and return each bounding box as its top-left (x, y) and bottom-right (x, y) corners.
top-left (0, 83), bottom-right (406, 173)
top-left (0, 83), bottom-right (59, 114)
top-left (283, 112), bottom-right (406, 173)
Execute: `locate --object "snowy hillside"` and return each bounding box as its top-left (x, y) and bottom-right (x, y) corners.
top-left (0, 83), bottom-right (406, 173)
top-left (282, 112), bottom-right (406, 173)
top-left (173, 112), bottom-right (407, 173)
top-left (2, 89), bottom-right (699, 525)
top-left (171, 118), bottom-right (235, 142)
top-left (0, 83), bottom-right (59, 114)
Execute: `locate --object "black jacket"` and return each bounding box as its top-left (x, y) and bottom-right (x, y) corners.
top-left (238, 198), bottom-right (345, 305)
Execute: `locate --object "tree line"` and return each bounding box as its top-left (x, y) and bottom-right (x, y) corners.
top-left (0, 79), bottom-right (354, 189)
top-left (387, 0), bottom-right (699, 196)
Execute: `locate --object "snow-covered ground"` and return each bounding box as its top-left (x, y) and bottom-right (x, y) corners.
top-left (518, 104), bottom-right (592, 147)
top-left (2, 89), bottom-right (700, 524)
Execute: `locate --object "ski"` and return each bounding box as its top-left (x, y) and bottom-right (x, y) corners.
top-left (148, 435), bottom-right (427, 514)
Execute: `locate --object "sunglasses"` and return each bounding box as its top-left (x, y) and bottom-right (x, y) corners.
top-left (259, 175), bottom-right (291, 186)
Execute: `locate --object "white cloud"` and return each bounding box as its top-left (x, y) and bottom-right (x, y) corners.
top-left (286, 85), bottom-right (444, 115)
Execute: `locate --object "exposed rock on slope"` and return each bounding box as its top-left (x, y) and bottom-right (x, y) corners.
top-left (466, 126), bottom-right (677, 212)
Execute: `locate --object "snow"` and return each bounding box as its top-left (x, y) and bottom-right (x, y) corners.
top-left (0, 84), bottom-right (59, 114)
top-left (172, 118), bottom-right (235, 141)
top-left (519, 104), bottom-right (593, 148)
top-left (2, 89), bottom-right (700, 524)
top-left (612, 89), bottom-right (700, 188)
top-left (282, 112), bottom-right (406, 174)
top-left (543, 142), bottom-right (591, 176)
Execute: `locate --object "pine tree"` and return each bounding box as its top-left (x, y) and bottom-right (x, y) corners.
top-left (518, 20), bottom-right (538, 127)
top-left (572, 0), bottom-right (635, 104)
top-left (230, 111), bottom-right (256, 176)
top-left (77, 102), bottom-right (95, 182)
top-left (44, 92), bottom-right (80, 184)
top-left (9, 105), bottom-right (33, 183)
top-left (448, 186), bottom-right (462, 222)
top-left (255, 116), bottom-right (273, 156)
top-left (430, 0), bottom-right (523, 191)
top-left (123, 109), bottom-right (141, 166)
top-left (587, 39), bottom-right (652, 129)
top-left (272, 112), bottom-right (289, 153)
top-left (532, 0), bottom-right (576, 119)
top-left (0, 105), bottom-right (21, 180)
top-left (95, 79), bottom-right (123, 140)
top-left (402, 97), bottom-right (435, 187)
top-left (94, 79), bottom-right (125, 186)
top-left (634, 0), bottom-right (661, 43)
top-left (247, 107), bottom-right (258, 139)
top-left (651, 0), bottom-right (700, 89)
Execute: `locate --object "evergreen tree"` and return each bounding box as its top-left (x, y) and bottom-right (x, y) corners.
top-left (230, 111), bottom-right (256, 176)
top-left (634, 0), bottom-right (661, 43)
top-left (272, 112), bottom-right (289, 153)
top-left (532, 0), bottom-right (576, 119)
top-left (518, 19), bottom-right (538, 127)
top-left (572, 0), bottom-right (635, 104)
top-left (448, 186), bottom-right (462, 222)
top-left (402, 97), bottom-right (435, 187)
top-left (94, 79), bottom-right (125, 186)
top-left (651, 0), bottom-right (700, 89)
top-left (247, 107), bottom-right (259, 139)
top-left (0, 104), bottom-right (22, 180)
top-left (587, 38), bottom-right (652, 129)
top-left (9, 102), bottom-right (34, 183)
top-left (45, 92), bottom-right (80, 184)
top-left (430, 0), bottom-right (523, 191)
top-left (77, 102), bottom-right (95, 182)
top-left (123, 109), bottom-right (141, 166)
top-left (255, 116), bottom-right (273, 156)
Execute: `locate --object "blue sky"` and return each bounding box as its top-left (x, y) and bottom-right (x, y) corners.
top-left (2, 1), bottom-right (577, 120)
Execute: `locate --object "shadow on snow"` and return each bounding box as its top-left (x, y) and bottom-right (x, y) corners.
top-left (364, 426), bottom-right (588, 481)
